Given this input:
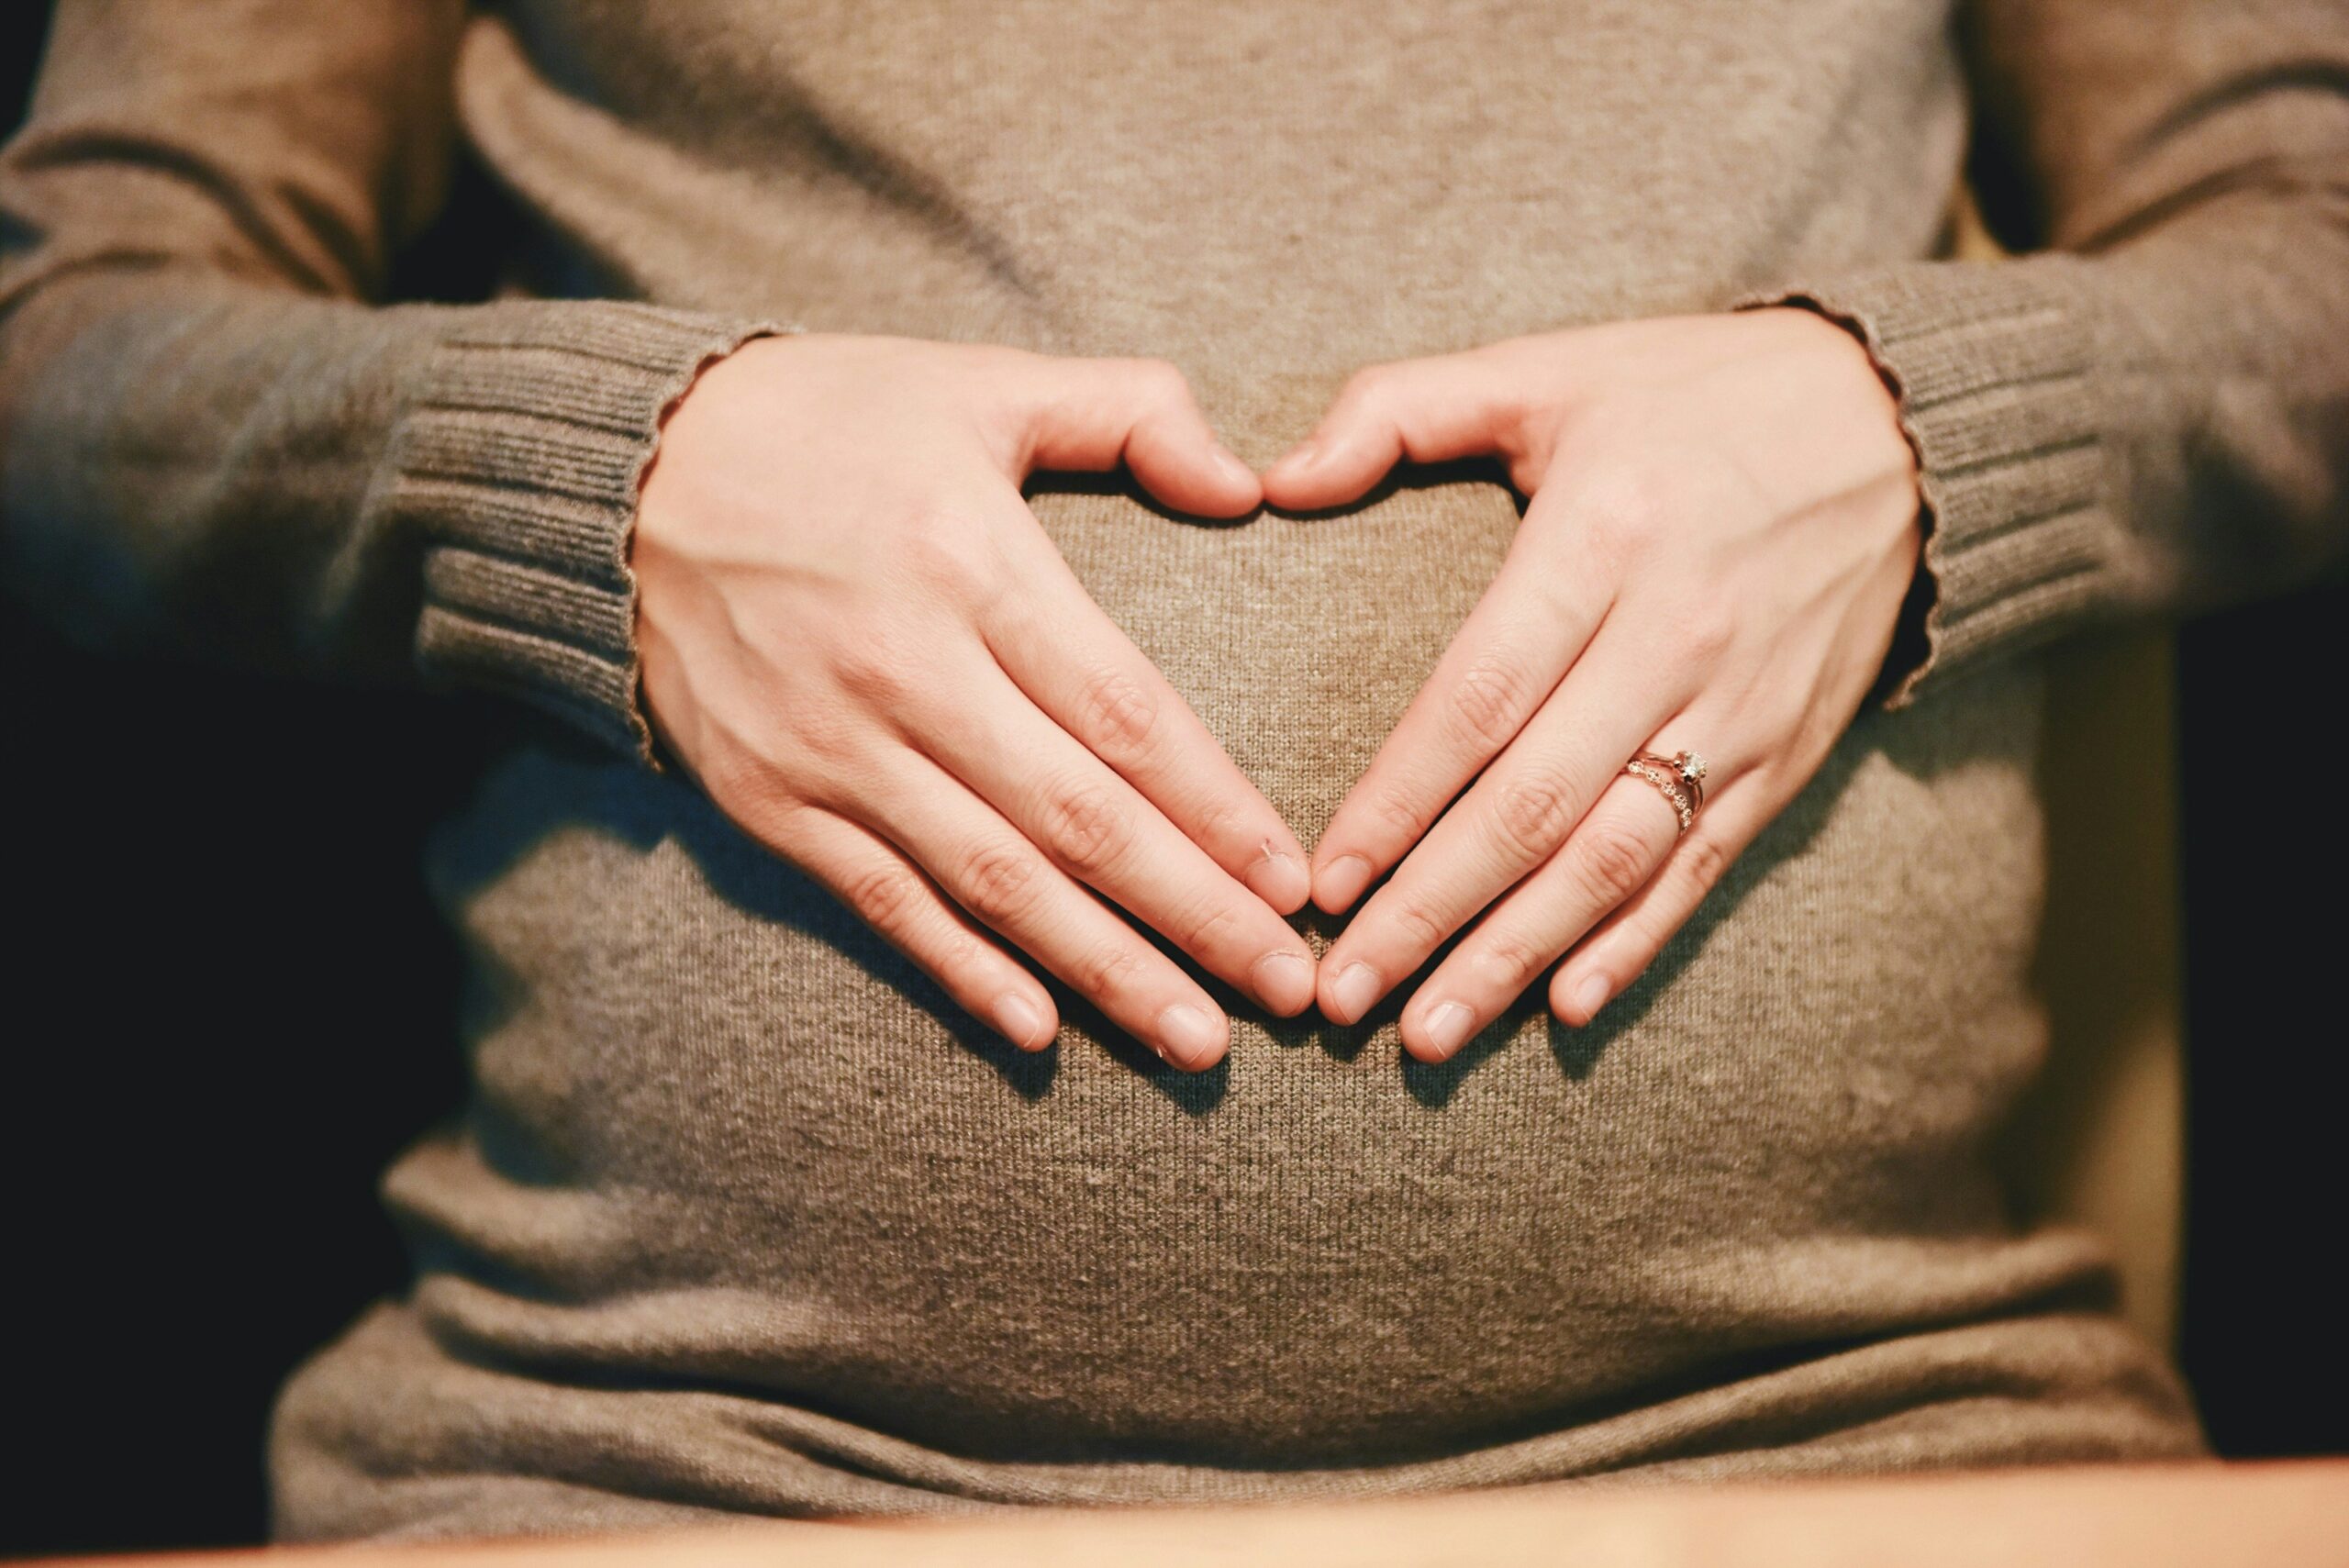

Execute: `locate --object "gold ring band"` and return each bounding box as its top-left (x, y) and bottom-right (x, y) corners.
top-left (1625, 749), bottom-right (1708, 834)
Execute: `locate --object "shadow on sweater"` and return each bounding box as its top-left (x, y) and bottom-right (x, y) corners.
top-left (1380, 652), bottom-right (2021, 1109)
top-left (426, 728), bottom-right (1064, 1101)
top-left (428, 553), bottom-right (2029, 1123)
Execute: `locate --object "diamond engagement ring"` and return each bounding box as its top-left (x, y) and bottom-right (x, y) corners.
top-left (1625, 749), bottom-right (1708, 834)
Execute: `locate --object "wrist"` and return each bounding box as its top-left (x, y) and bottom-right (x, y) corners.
top-left (1732, 262), bottom-right (2107, 711)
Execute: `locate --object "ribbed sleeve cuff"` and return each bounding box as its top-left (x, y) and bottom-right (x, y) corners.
top-left (1738, 261), bottom-right (2110, 710)
top-left (391, 302), bottom-right (782, 762)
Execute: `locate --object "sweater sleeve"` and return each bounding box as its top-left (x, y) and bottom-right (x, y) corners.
top-left (1742, 0), bottom-right (2349, 710)
top-left (0, 1), bottom-right (777, 761)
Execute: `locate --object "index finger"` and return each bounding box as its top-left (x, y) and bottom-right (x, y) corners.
top-left (1308, 498), bottom-right (1609, 913)
top-left (983, 531), bottom-right (1313, 916)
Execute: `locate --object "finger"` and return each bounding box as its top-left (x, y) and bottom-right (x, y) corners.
top-left (858, 751), bottom-right (1234, 1071)
top-left (1316, 617), bottom-right (1683, 1027)
top-left (982, 539), bottom-right (1312, 915)
top-left (904, 655), bottom-right (1316, 1017)
top-left (779, 806), bottom-right (1061, 1053)
top-left (1012, 354), bottom-right (1262, 517)
top-left (1260, 350), bottom-right (1524, 510)
top-left (1396, 771), bottom-right (1687, 1062)
top-left (1309, 492), bottom-right (1609, 914)
top-left (1549, 778), bottom-right (1769, 1029)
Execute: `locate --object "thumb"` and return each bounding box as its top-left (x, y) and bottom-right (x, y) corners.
top-left (1261, 352), bottom-right (1523, 511)
top-left (1011, 355), bottom-right (1262, 518)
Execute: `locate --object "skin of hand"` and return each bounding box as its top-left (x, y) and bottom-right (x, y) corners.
top-left (632, 333), bottom-right (1317, 1072)
top-left (1260, 307), bottom-right (1924, 1061)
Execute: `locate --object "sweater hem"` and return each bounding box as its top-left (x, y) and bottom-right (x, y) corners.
top-left (1736, 261), bottom-right (2110, 710)
top-left (393, 302), bottom-right (787, 763)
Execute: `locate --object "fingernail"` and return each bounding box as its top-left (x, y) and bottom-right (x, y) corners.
top-left (1215, 448), bottom-right (1259, 490)
top-left (992, 993), bottom-right (1048, 1051)
top-left (1244, 847), bottom-right (1310, 912)
top-left (1570, 973), bottom-right (1610, 1024)
top-left (1422, 1001), bottom-right (1475, 1059)
top-left (1330, 961), bottom-right (1383, 1025)
top-left (1156, 1003), bottom-right (1225, 1070)
top-left (1252, 951), bottom-right (1316, 1016)
top-left (1284, 439), bottom-right (1321, 470)
top-left (1315, 853), bottom-right (1375, 913)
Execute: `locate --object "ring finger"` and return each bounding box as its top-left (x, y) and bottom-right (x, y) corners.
top-left (1397, 730), bottom-right (1733, 1062)
top-left (1316, 617), bottom-right (1681, 1026)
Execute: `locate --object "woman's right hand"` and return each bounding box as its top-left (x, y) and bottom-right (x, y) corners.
top-left (631, 334), bottom-right (1312, 1070)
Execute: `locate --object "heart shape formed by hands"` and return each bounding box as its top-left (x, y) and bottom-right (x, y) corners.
top-left (1257, 307), bottom-right (1922, 1064)
top-left (636, 315), bottom-right (1920, 1073)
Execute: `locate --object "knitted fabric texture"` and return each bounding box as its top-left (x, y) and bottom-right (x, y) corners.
top-left (6, 0), bottom-right (2346, 1543)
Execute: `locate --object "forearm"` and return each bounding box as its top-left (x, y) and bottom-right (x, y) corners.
top-left (1758, 204), bottom-right (2348, 706)
top-left (0, 0), bottom-right (780, 758)
top-left (1749, 0), bottom-right (2349, 709)
top-left (0, 267), bottom-right (770, 756)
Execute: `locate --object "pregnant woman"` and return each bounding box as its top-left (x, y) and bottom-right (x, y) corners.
top-left (4, 0), bottom-right (2343, 1543)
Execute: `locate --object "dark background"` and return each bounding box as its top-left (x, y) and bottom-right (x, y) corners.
top-left (3, 8), bottom-right (2343, 1557)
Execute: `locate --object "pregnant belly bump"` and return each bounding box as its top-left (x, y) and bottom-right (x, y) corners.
top-left (395, 474), bottom-right (2068, 1466)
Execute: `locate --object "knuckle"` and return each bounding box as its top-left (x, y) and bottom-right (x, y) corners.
top-left (1679, 611), bottom-right (1735, 666)
top-left (1175, 895), bottom-right (1241, 957)
top-left (1759, 684), bottom-right (1822, 753)
top-left (1074, 940), bottom-right (1149, 1004)
top-left (1491, 772), bottom-right (1574, 858)
top-left (1142, 358), bottom-right (1191, 398)
top-left (785, 695), bottom-right (864, 766)
top-left (1335, 361), bottom-right (1395, 417)
top-left (1386, 895), bottom-right (1449, 952)
top-left (1676, 829), bottom-right (1733, 894)
top-left (1649, 582), bottom-right (1736, 663)
top-left (1575, 465), bottom-right (1676, 559)
top-left (697, 745), bottom-right (787, 819)
top-left (1364, 780), bottom-right (1429, 840)
top-left (1117, 356), bottom-right (1190, 409)
top-left (1471, 925), bottom-right (1547, 993)
top-left (1446, 650), bottom-right (1539, 750)
top-left (1039, 778), bottom-right (1133, 875)
top-left (839, 862), bottom-right (927, 935)
top-left (1073, 666), bottom-right (1161, 757)
top-left (836, 648), bottom-right (916, 708)
top-left (896, 509), bottom-right (998, 595)
top-left (934, 930), bottom-right (996, 986)
top-left (956, 840), bottom-right (1043, 926)
top-left (1186, 793), bottom-right (1244, 854)
top-left (830, 636), bottom-right (921, 706)
top-left (1574, 817), bottom-right (1657, 905)
top-left (734, 793), bottom-right (825, 870)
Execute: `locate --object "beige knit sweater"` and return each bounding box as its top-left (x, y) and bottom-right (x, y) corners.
top-left (6, 0), bottom-right (2346, 1545)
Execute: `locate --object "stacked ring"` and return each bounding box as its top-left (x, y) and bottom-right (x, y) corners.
top-left (1625, 749), bottom-right (1708, 834)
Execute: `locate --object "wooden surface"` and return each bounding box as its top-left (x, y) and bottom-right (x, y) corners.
top-left (37, 1461), bottom-right (2349, 1567)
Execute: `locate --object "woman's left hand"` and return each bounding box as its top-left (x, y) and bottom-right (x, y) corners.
top-left (1261, 308), bottom-right (1924, 1060)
